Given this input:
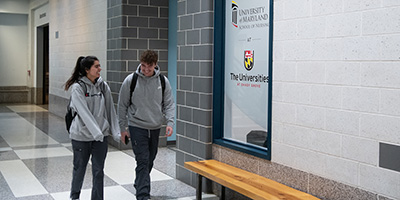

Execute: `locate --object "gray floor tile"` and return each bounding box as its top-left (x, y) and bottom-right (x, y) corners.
top-left (122, 146), bottom-right (176, 178)
top-left (23, 156), bottom-right (119, 193)
top-left (12, 144), bottom-right (63, 150)
top-left (150, 179), bottom-right (196, 199)
top-left (0, 172), bottom-right (16, 200)
top-left (107, 142), bottom-right (120, 152)
top-left (0, 105), bottom-right (13, 113)
top-left (16, 194), bottom-right (54, 200)
top-left (154, 147), bottom-right (176, 178)
top-left (0, 135), bottom-right (10, 148)
top-left (0, 149), bottom-right (19, 161)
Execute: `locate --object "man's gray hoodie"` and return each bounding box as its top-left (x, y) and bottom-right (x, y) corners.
top-left (69, 76), bottom-right (120, 142)
top-left (118, 65), bottom-right (175, 131)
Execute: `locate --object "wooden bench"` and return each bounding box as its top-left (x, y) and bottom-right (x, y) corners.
top-left (185, 160), bottom-right (320, 200)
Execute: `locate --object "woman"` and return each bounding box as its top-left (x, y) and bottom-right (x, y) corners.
top-left (64, 56), bottom-right (120, 200)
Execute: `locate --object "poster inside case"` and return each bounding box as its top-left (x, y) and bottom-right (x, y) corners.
top-left (224, 0), bottom-right (270, 148)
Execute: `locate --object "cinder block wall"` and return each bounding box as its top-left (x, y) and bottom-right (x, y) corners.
top-left (272, 0), bottom-right (400, 199)
top-left (107, 0), bottom-right (169, 103)
top-left (175, 0), bottom-right (214, 188)
top-left (48, 0), bottom-right (107, 117)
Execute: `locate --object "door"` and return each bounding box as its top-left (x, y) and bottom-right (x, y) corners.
top-left (36, 24), bottom-right (49, 104)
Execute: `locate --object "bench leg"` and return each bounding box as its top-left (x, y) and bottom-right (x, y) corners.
top-left (197, 174), bottom-right (202, 200)
top-left (220, 185), bottom-right (225, 200)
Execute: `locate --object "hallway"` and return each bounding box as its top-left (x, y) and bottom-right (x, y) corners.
top-left (0, 104), bottom-right (215, 200)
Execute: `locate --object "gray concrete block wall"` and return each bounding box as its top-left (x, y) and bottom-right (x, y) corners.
top-left (106, 0), bottom-right (169, 147)
top-left (107, 0), bottom-right (169, 95)
top-left (175, 0), bottom-right (214, 190)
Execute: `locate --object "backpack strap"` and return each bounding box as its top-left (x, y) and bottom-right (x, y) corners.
top-left (67, 80), bottom-right (86, 122)
top-left (99, 80), bottom-right (106, 96)
top-left (159, 74), bottom-right (165, 107)
top-left (77, 79), bottom-right (106, 97)
top-left (77, 80), bottom-right (88, 97)
top-left (129, 72), bottom-right (139, 105)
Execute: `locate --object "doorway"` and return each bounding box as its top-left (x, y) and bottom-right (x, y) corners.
top-left (36, 24), bottom-right (49, 104)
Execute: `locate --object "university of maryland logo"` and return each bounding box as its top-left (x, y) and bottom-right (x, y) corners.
top-left (232, 1), bottom-right (238, 28)
top-left (244, 50), bottom-right (254, 71)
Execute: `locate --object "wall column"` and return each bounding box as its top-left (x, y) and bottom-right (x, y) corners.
top-left (107, 0), bottom-right (169, 148)
top-left (175, 0), bottom-right (214, 191)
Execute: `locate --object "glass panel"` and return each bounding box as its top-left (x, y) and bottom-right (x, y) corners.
top-left (224, 0), bottom-right (270, 147)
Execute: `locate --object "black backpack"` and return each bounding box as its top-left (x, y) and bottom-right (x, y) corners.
top-left (65, 80), bottom-right (103, 133)
top-left (65, 105), bottom-right (76, 133)
top-left (129, 72), bottom-right (165, 107)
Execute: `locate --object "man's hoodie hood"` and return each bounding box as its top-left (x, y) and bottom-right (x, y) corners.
top-left (135, 64), bottom-right (161, 78)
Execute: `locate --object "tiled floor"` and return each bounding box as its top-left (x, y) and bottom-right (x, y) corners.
top-left (0, 104), bottom-right (217, 200)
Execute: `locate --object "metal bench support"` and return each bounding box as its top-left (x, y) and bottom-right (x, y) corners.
top-left (197, 174), bottom-right (202, 200)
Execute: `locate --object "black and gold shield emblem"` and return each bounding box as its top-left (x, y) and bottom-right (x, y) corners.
top-left (232, 1), bottom-right (238, 28)
top-left (244, 50), bottom-right (254, 71)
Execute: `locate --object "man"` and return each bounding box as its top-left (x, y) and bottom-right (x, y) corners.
top-left (118, 50), bottom-right (175, 200)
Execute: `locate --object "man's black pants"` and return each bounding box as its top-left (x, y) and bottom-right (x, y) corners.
top-left (129, 126), bottom-right (160, 200)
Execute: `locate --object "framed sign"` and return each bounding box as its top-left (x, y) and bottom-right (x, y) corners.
top-left (213, 0), bottom-right (273, 159)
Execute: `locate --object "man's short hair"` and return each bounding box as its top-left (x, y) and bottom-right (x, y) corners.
top-left (140, 50), bottom-right (158, 65)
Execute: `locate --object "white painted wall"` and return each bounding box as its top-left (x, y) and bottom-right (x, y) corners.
top-left (31, 3), bottom-right (49, 88)
top-left (0, 0), bottom-right (49, 88)
top-left (48, 0), bottom-right (107, 98)
top-left (0, 0), bottom-right (30, 87)
top-left (272, 0), bottom-right (400, 199)
top-left (34, 3), bottom-right (49, 27)
top-left (28, 0), bottom-right (50, 90)
top-left (0, 13), bottom-right (28, 87)
top-left (0, 0), bottom-right (29, 14)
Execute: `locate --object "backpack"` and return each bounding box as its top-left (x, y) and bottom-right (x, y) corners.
top-left (65, 105), bottom-right (76, 133)
top-left (65, 80), bottom-right (103, 133)
top-left (129, 72), bottom-right (165, 107)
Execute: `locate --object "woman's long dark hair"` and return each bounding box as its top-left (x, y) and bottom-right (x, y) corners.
top-left (64, 56), bottom-right (99, 90)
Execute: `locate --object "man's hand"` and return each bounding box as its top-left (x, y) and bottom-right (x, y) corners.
top-left (165, 126), bottom-right (173, 137)
top-left (121, 130), bottom-right (129, 144)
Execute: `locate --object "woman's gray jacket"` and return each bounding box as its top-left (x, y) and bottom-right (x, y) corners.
top-left (69, 76), bottom-right (120, 142)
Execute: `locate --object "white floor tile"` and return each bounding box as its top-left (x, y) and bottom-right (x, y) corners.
top-left (0, 116), bottom-right (58, 147)
top-left (105, 185), bottom-right (137, 200)
top-left (61, 142), bottom-right (72, 147)
top-left (0, 118), bottom-right (31, 132)
top-left (104, 151), bottom-right (172, 185)
top-left (1, 128), bottom-right (59, 147)
top-left (150, 167), bottom-right (174, 182)
top-left (0, 160), bottom-right (48, 197)
top-left (0, 147), bottom-right (12, 152)
top-left (51, 185), bottom-right (136, 200)
top-left (104, 151), bottom-right (136, 185)
top-left (7, 105), bottom-right (48, 113)
top-left (14, 147), bottom-right (72, 159)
